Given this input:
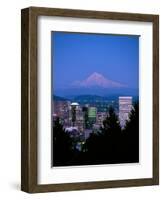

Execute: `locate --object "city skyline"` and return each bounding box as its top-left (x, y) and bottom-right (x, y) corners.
top-left (53, 96), bottom-right (133, 130)
top-left (52, 31), bottom-right (139, 93)
top-left (52, 95), bottom-right (139, 166)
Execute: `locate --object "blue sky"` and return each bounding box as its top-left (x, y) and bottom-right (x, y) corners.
top-left (52, 31), bottom-right (139, 90)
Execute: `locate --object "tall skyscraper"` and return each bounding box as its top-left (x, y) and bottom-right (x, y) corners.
top-left (70, 102), bottom-right (84, 131)
top-left (119, 96), bottom-right (132, 128)
top-left (70, 102), bottom-right (79, 127)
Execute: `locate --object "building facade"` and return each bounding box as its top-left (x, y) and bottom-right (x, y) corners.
top-left (53, 100), bottom-right (71, 126)
top-left (119, 96), bottom-right (133, 128)
top-left (69, 102), bottom-right (84, 131)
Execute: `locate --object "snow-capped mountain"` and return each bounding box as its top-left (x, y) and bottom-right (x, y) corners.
top-left (71, 72), bottom-right (127, 88)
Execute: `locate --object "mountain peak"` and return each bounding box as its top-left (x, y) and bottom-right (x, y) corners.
top-left (90, 72), bottom-right (103, 77)
top-left (71, 72), bottom-right (127, 88)
top-left (87, 72), bottom-right (104, 80)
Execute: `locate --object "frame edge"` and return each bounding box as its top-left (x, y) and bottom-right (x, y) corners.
top-left (152, 15), bottom-right (159, 186)
top-left (21, 7), bottom-right (30, 193)
top-left (21, 7), bottom-right (38, 193)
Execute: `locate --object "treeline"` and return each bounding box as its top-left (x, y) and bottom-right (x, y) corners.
top-left (53, 103), bottom-right (139, 166)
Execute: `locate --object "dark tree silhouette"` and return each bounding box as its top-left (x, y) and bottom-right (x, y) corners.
top-left (101, 106), bottom-right (122, 163)
top-left (101, 106), bottom-right (121, 135)
top-left (85, 106), bottom-right (122, 164)
top-left (123, 102), bottom-right (139, 162)
top-left (53, 117), bottom-right (73, 166)
top-left (82, 106), bottom-right (89, 129)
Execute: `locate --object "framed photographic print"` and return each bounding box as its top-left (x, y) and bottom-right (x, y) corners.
top-left (21, 7), bottom-right (159, 193)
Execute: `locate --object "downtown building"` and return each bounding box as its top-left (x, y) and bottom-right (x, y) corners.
top-left (52, 100), bottom-right (71, 126)
top-left (69, 102), bottom-right (84, 132)
top-left (119, 96), bottom-right (133, 128)
top-left (69, 103), bottom-right (98, 132)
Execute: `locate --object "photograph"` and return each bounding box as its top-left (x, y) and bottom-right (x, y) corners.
top-left (52, 31), bottom-right (139, 167)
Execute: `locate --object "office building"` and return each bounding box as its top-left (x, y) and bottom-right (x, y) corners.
top-left (119, 96), bottom-right (132, 128)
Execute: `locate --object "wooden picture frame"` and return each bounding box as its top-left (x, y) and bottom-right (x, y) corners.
top-left (21, 7), bottom-right (159, 193)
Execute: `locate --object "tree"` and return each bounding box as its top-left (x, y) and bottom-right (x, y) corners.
top-left (82, 106), bottom-right (89, 129)
top-left (53, 117), bottom-right (73, 166)
top-left (101, 106), bottom-right (121, 136)
top-left (123, 102), bottom-right (139, 162)
top-left (85, 106), bottom-right (122, 164)
top-left (102, 106), bottom-right (122, 162)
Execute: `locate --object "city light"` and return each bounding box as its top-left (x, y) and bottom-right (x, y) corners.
top-left (53, 96), bottom-right (133, 141)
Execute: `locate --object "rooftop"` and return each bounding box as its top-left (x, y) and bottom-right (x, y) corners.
top-left (71, 102), bottom-right (79, 106)
top-left (119, 96), bottom-right (132, 99)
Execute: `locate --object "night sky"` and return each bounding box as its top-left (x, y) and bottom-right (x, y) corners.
top-left (52, 31), bottom-right (139, 91)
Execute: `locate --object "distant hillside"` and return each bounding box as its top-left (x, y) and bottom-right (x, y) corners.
top-left (53, 94), bottom-right (138, 102)
top-left (74, 95), bottom-right (108, 101)
top-left (55, 87), bottom-right (139, 98)
top-left (53, 95), bottom-right (68, 101)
